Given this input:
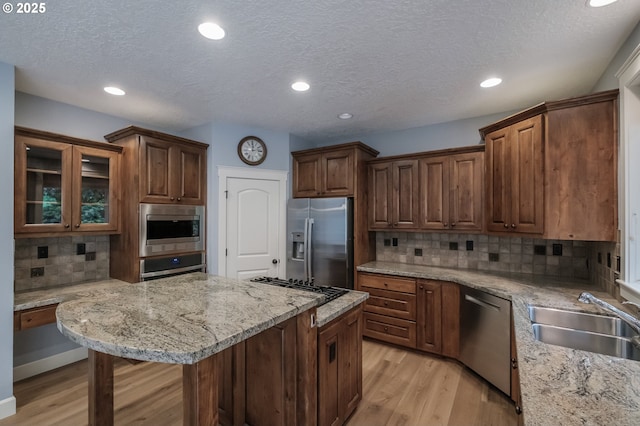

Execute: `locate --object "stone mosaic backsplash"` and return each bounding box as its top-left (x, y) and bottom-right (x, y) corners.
top-left (591, 239), bottom-right (619, 298)
top-left (14, 235), bottom-right (109, 292)
top-left (375, 232), bottom-right (592, 280)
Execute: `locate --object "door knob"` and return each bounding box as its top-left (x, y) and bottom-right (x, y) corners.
top-left (272, 259), bottom-right (278, 264)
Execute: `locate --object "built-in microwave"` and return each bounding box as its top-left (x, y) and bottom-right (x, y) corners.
top-left (139, 203), bottom-right (205, 257)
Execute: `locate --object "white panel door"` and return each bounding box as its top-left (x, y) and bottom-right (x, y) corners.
top-left (226, 177), bottom-right (282, 280)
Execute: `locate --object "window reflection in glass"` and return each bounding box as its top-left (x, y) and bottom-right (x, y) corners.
top-left (26, 146), bottom-right (62, 224)
top-left (80, 154), bottom-right (110, 224)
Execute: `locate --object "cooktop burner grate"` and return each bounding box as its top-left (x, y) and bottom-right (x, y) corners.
top-left (250, 276), bottom-right (348, 306)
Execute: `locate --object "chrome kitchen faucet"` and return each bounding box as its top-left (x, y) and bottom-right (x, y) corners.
top-left (578, 292), bottom-right (640, 347)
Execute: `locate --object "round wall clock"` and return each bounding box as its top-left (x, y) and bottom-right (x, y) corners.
top-left (237, 136), bottom-right (267, 166)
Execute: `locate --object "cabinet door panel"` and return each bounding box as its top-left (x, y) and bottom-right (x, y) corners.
top-left (393, 160), bottom-right (419, 228)
top-left (449, 152), bottom-right (483, 231)
top-left (176, 145), bottom-right (206, 204)
top-left (511, 116), bottom-right (543, 234)
top-left (318, 320), bottom-right (341, 426)
top-left (340, 307), bottom-right (362, 420)
top-left (140, 136), bottom-right (171, 202)
top-left (72, 146), bottom-right (120, 232)
top-left (15, 136), bottom-right (73, 234)
top-left (323, 149), bottom-right (353, 196)
top-left (419, 156), bottom-right (449, 230)
top-left (293, 153), bottom-right (322, 197)
top-left (416, 280), bottom-right (442, 354)
top-left (368, 163), bottom-right (392, 229)
top-left (485, 129), bottom-right (511, 232)
top-left (363, 312), bottom-right (416, 348)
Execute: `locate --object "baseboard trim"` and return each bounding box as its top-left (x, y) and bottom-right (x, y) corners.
top-left (13, 347), bottom-right (88, 382)
top-left (0, 396), bottom-right (16, 420)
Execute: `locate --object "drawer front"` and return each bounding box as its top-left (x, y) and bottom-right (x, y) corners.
top-left (364, 288), bottom-right (416, 320)
top-left (359, 273), bottom-right (416, 294)
top-left (363, 312), bottom-right (416, 348)
top-left (19, 304), bottom-right (58, 330)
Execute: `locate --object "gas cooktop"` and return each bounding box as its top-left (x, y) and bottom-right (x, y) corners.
top-left (250, 277), bottom-right (349, 306)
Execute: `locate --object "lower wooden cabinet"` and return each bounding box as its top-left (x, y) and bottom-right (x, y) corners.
top-left (416, 280), bottom-right (442, 354)
top-left (318, 305), bottom-right (363, 426)
top-left (14, 304), bottom-right (58, 331)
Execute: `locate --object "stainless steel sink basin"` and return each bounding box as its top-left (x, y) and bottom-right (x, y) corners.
top-left (528, 306), bottom-right (640, 361)
top-left (528, 306), bottom-right (636, 337)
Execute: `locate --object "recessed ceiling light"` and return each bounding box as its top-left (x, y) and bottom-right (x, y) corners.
top-left (588, 0), bottom-right (618, 7)
top-left (198, 22), bottom-right (225, 40)
top-left (291, 81), bottom-right (310, 92)
top-left (104, 86), bottom-right (125, 96)
top-left (338, 113), bottom-right (353, 120)
top-left (480, 77), bottom-right (502, 88)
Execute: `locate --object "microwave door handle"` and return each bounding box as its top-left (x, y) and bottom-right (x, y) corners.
top-left (307, 219), bottom-right (314, 282)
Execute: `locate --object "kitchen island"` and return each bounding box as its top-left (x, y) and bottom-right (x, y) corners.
top-left (54, 272), bottom-right (342, 426)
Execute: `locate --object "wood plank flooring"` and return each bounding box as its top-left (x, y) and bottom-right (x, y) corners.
top-left (0, 340), bottom-right (517, 425)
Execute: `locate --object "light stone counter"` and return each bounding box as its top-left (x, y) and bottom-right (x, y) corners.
top-left (55, 273), bottom-right (325, 364)
top-left (357, 261), bottom-right (640, 426)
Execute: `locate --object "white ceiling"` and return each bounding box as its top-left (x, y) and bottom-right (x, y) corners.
top-left (1, 1), bottom-right (639, 143)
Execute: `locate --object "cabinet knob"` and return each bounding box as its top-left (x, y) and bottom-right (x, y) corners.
top-left (177, 197), bottom-right (181, 201)
top-left (504, 223), bottom-right (509, 228)
top-left (451, 222), bottom-right (456, 227)
top-left (383, 282), bottom-right (388, 287)
top-left (170, 197), bottom-right (175, 201)
top-left (443, 222), bottom-right (448, 227)
top-left (64, 224), bottom-right (70, 229)
top-left (75, 224), bottom-right (80, 228)
top-left (511, 223), bottom-right (516, 228)
top-left (383, 302), bottom-right (388, 306)
top-left (383, 326), bottom-right (389, 332)
top-left (419, 285), bottom-right (424, 290)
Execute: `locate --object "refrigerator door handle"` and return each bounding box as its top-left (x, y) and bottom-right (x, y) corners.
top-left (303, 217), bottom-right (309, 281)
top-left (307, 218), bottom-right (314, 281)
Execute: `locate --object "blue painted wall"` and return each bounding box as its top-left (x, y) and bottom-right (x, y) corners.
top-left (0, 61), bottom-right (15, 411)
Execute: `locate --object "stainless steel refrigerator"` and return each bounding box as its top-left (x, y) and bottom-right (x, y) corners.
top-left (287, 197), bottom-right (354, 289)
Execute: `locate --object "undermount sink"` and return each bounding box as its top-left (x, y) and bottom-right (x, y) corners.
top-left (528, 306), bottom-right (640, 361)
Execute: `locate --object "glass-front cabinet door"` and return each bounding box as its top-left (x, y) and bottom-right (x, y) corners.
top-left (15, 131), bottom-right (120, 235)
top-left (72, 146), bottom-right (119, 232)
top-left (15, 136), bottom-right (73, 233)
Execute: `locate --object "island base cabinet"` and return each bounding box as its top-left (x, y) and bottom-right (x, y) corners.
top-left (218, 310), bottom-right (318, 426)
top-left (318, 305), bottom-right (363, 426)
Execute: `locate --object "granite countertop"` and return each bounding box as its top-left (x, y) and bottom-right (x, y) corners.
top-left (357, 261), bottom-right (640, 426)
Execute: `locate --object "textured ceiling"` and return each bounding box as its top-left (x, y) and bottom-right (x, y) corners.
top-left (0, 0), bottom-right (639, 142)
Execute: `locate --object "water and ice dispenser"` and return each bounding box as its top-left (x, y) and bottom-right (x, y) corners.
top-left (291, 232), bottom-right (305, 260)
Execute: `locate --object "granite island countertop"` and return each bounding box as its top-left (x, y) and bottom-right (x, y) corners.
top-left (55, 272), bottom-right (326, 364)
top-left (357, 261), bottom-right (640, 426)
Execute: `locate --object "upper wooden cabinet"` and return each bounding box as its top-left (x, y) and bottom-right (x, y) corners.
top-left (480, 89), bottom-right (619, 241)
top-left (484, 116), bottom-right (544, 234)
top-left (292, 142), bottom-right (379, 198)
top-left (14, 127), bottom-right (122, 236)
top-left (369, 159), bottom-right (419, 229)
top-left (105, 127), bottom-right (208, 205)
top-left (419, 147), bottom-right (484, 232)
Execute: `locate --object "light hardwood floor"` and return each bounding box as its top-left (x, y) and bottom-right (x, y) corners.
top-left (0, 340), bottom-right (518, 425)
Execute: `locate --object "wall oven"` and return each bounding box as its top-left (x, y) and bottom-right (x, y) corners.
top-left (139, 203), bottom-right (205, 257)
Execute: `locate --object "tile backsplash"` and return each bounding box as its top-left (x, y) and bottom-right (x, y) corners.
top-left (376, 232), bottom-right (591, 280)
top-left (14, 235), bottom-right (109, 292)
top-left (591, 239), bottom-right (619, 298)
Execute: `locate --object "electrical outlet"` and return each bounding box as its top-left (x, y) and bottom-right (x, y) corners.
top-left (552, 243), bottom-right (563, 256)
top-left (85, 252), bottom-right (96, 261)
top-left (449, 242), bottom-right (458, 250)
top-left (489, 253), bottom-right (500, 262)
top-left (414, 248), bottom-right (423, 256)
top-left (466, 240), bottom-right (474, 251)
top-left (598, 252), bottom-right (602, 264)
top-left (392, 238), bottom-right (398, 247)
top-left (607, 253), bottom-right (612, 268)
top-left (77, 243), bottom-right (86, 255)
top-left (534, 245), bottom-right (547, 256)
top-left (37, 246), bottom-right (48, 259)
top-left (30, 267), bottom-right (44, 277)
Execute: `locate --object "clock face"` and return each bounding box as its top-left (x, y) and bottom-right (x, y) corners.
top-left (238, 136), bottom-right (267, 165)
